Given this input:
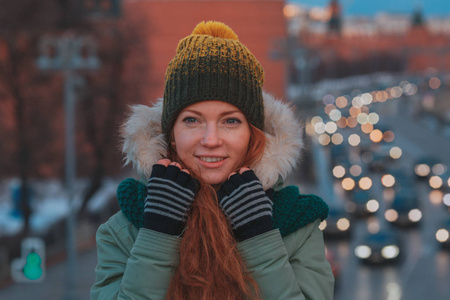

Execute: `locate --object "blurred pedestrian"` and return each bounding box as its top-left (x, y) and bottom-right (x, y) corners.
top-left (91, 21), bottom-right (334, 300)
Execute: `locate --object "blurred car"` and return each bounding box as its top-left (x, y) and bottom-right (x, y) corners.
top-left (384, 190), bottom-right (422, 227)
top-left (320, 205), bottom-right (352, 238)
top-left (367, 144), bottom-right (399, 173)
top-left (435, 218), bottom-right (450, 250)
top-left (381, 168), bottom-right (416, 190)
top-left (354, 229), bottom-right (401, 264)
top-left (346, 189), bottom-right (379, 218)
top-left (414, 156), bottom-right (442, 179)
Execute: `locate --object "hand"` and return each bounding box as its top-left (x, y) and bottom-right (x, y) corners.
top-left (143, 159), bottom-right (197, 236)
top-left (217, 168), bottom-right (273, 241)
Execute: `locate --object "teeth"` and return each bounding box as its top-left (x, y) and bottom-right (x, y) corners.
top-left (200, 157), bottom-right (224, 163)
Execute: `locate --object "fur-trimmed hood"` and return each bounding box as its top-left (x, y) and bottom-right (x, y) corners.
top-left (121, 92), bottom-right (303, 190)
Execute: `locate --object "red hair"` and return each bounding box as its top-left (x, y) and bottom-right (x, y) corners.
top-left (166, 124), bottom-right (266, 299)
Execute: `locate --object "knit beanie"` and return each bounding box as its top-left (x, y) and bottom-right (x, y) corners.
top-left (162, 21), bottom-right (265, 139)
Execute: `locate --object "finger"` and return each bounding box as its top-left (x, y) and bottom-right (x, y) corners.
top-left (150, 164), bottom-right (167, 178)
top-left (228, 171), bottom-right (237, 180)
top-left (240, 169), bottom-right (259, 182)
top-left (156, 158), bottom-right (171, 167)
top-left (170, 162), bottom-right (182, 169)
top-left (239, 167), bottom-right (250, 174)
top-left (164, 165), bottom-right (181, 180)
top-left (180, 168), bottom-right (190, 175)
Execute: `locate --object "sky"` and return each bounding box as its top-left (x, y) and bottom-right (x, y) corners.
top-left (290, 0), bottom-right (450, 18)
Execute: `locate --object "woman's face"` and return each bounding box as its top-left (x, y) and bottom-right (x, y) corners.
top-left (172, 101), bottom-right (251, 185)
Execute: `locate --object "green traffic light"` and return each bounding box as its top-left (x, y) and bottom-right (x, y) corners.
top-left (23, 252), bottom-right (43, 280)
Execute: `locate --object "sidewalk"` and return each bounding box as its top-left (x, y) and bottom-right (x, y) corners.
top-left (0, 246), bottom-right (97, 300)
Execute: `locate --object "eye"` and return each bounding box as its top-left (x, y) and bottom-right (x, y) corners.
top-left (225, 118), bottom-right (242, 124)
top-left (183, 117), bottom-right (198, 123)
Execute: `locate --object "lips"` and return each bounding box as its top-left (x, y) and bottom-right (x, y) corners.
top-left (195, 155), bottom-right (228, 168)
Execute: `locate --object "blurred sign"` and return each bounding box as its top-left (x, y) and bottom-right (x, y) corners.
top-left (11, 238), bottom-right (46, 283)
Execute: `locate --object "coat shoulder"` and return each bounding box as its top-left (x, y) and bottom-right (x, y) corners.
top-left (272, 185), bottom-right (329, 237)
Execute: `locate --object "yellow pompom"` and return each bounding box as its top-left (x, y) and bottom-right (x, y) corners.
top-left (192, 21), bottom-right (239, 40)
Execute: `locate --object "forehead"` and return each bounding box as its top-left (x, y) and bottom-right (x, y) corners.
top-left (180, 101), bottom-right (243, 114)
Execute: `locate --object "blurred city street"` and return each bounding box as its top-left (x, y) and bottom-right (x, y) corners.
top-left (1, 1), bottom-right (450, 300)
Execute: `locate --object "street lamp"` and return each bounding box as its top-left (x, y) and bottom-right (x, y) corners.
top-left (36, 33), bottom-right (100, 300)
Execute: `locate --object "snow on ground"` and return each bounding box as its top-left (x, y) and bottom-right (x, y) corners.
top-left (0, 177), bottom-right (121, 238)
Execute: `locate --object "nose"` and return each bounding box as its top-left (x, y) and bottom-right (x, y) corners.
top-left (200, 123), bottom-right (222, 147)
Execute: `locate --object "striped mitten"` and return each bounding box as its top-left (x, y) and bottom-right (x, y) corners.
top-left (217, 170), bottom-right (273, 241)
top-left (143, 164), bottom-right (197, 236)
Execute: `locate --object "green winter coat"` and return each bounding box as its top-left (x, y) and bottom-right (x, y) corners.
top-left (91, 181), bottom-right (334, 300)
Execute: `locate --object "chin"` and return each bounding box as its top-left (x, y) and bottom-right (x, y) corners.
top-left (201, 173), bottom-right (228, 185)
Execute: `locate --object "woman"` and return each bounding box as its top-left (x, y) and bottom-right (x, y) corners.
top-left (91, 21), bottom-right (334, 299)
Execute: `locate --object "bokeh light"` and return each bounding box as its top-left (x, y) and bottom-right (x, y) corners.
top-left (337, 117), bottom-right (347, 128)
top-left (429, 77), bottom-right (441, 89)
top-left (381, 174), bottom-right (396, 187)
top-left (361, 123), bottom-right (374, 134)
top-left (408, 209), bottom-right (422, 222)
top-left (342, 178), bottom-right (356, 190)
top-left (350, 165), bottom-right (362, 176)
top-left (331, 133), bottom-right (344, 145)
top-left (329, 109), bottom-right (342, 121)
top-left (359, 177), bottom-right (373, 190)
top-left (385, 209), bottom-right (398, 222)
top-left (336, 96), bottom-right (348, 108)
top-left (325, 121), bottom-right (337, 134)
top-left (443, 193), bottom-right (450, 206)
top-left (357, 113), bottom-right (368, 124)
top-left (390, 86), bottom-right (403, 98)
top-left (367, 112), bottom-right (379, 125)
top-left (390, 147), bottom-right (402, 159)
top-left (347, 117), bottom-right (358, 128)
top-left (366, 199), bottom-right (379, 213)
top-left (432, 164), bottom-right (447, 175)
top-left (318, 134), bottom-right (331, 146)
top-left (429, 176), bottom-right (443, 189)
top-left (337, 218), bottom-right (350, 231)
top-left (348, 134), bottom-right (361, 146)
top-left (314, 121), bottom-right (326, 134)
top-left (415, 164), bottom-right (431, 177)
top-left (370, 129), bottom-right (383, 143)
top-left (429, 190), bottom-right (443, 205)
top-left (383, 130), bottom-right (395, 142)
top-left (361, 93), bottom-right (373, 105)
top-left (333, 165), bottom-right (346, 178)
top-left (436, 229), bottom-right (449, 243)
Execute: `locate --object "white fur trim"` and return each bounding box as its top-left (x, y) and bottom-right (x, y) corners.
top-left (121, 93), bottom-right (303, 189)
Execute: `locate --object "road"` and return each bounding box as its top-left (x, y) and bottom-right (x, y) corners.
top-left (321, 92), bottom-right (450, 300)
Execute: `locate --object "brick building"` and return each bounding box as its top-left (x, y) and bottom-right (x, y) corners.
top-left (123, 0), bottom-right (287, 102)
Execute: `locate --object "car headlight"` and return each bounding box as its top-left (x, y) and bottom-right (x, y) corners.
top-left (337, 218), bottom-right (350, 231)
top-left (355, 245), bottom-right (372, 259)
top-left (385, 209), bottom-right (398, 222)
top-left (408, 209), bottom-right (422, 222)
top-left (381, 245), bottom-right (400, 259)
top-left (436, 229), bottom-right (449, 243)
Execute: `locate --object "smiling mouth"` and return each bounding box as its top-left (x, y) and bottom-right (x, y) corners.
top-left (198, 157), bottom-right (225, 163)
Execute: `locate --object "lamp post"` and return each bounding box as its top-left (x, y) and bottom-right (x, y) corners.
top-left (36, 34), bottom-right (100, 300)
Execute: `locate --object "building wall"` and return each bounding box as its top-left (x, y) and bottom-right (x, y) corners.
top-left (123, 0), bottom-right (287, 103)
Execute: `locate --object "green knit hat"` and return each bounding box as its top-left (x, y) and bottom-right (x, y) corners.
top-left (162, 21), bottom-right (265, 139)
